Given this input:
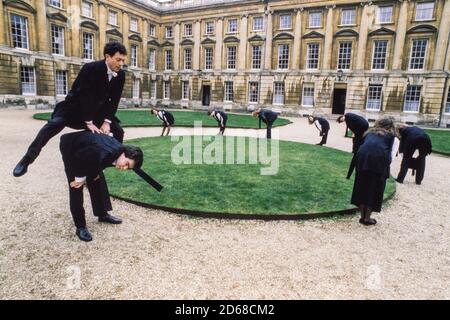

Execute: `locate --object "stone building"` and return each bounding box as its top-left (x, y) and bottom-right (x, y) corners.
top-left (0, 0), bottom-right (450, 126)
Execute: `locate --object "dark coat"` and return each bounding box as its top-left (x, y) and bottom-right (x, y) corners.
top-left (355, 131), bottom-right (395, 179)
top-left (212, 110), bottom-right (228, 126)
top-left (399, 126), bottom-right (432, 155)
top-left (53, 60), bottom-right (125, 126)
top-left (60, 131), bottom-right (124, 178)
top-left (156, 110), bottom-right (175, 126)
top-left (258, 109), bottom-right (278, 128)
top-left (345, 113), bottom-right (369, 137)
top-left (312, 117), bottom-right (330, 132)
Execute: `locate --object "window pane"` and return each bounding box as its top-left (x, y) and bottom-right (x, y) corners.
top-left (11, 14), bottom-right (29, 49)
top-left (341, 9), bottom-right (356, 25)
top-left (367, 85), bottom-right (383, 111)
top-left (278, 44), bottom-right (289, 69)
top-left (21, 66), bottom-right (35, 94)
top-left (184, 48), bottom-right (192, 70)
top-left (416, 2), bottom-right (434, 20)
top-left (205, 47), bottom-right (213, 70)
top-left (51, 24), bottom-right (64, 55)
top-left (274, 82), bottom-right (285, 105)
top-left (372, 40), bottom-right (388, 70)
top-left (252, 45), bottom-right (262, 69)
top-left (227, 46), bottom-right (236, 69)
top-left (338, 42), bottom-right (352, 70)
top-left (225, 81), bottom-right (234, 101)
top-left (302, 86), bottom-right (315, 106)
top-left (377, 6), bottom-right (393, 23)
top-left (55, 70), bottom-right (67, 96)
top-left (307, 43), bottom-right (320, 69)
top-left (404, 85), bottom-right (421, 112)
top-left (83, 33), bottom-right (93, 59)
top-left (409, 39), bottom-right (428, 70)
top-left (309, 12), bottom-right (322, 27)
top-left (249, 82), bottom-right (259, 103)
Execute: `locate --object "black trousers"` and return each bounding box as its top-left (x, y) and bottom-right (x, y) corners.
top-left (26, 116), bottom-right (124, 161)
top-left (60, 144), bottom-right (111, 229)
top-left (397, 148), bottom-right (427, 184)
top-left (319, 129), bottom-right (329, 145)
top-left (266, 122), bottom-right (273, 139)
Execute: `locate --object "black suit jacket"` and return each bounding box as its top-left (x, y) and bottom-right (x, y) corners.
top-left (60, 131), bottom-right (124, 179)
top-left (345, 113), bottom-right (369, 137)
top-left (259, 109), bottom-right (278, 128)
top-left (399, 126), bottom-right (432, 155)
top-left (53, 60), bottom-right (126, 126)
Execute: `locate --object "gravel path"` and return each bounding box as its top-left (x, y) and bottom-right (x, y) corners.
top-left (0, 109), bottom-right (449, 299)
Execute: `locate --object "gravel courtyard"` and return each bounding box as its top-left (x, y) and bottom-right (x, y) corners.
top-left (0, 109), bottom-right (449, 299)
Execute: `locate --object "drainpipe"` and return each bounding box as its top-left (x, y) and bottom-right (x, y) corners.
top-left (438, 33), bottom-right (450, 128)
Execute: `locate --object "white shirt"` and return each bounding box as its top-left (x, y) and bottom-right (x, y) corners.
top-left (106, 61), bottom-right (118, 81)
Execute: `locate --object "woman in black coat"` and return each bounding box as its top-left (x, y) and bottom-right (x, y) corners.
top-left (350, 117), bottom-right (397, 226)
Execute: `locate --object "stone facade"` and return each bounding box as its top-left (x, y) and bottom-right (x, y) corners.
top-left (0, 0), bottom-right (450, 126)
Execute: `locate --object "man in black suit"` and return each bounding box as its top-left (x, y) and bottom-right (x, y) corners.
top-left (13, 42), bottom-right (127, 177)
top-left (308, 115), bottom-right (330, 146)
top-left (60, 131), bottom-right (143, 242)
top-left (396, 124), bottom-right (432, 185)
top-left (150, 108), bottom-right (175, 136)
top-left (207, 110), bottom-right (228, 135)
top-left (337, 113), bottom-right (369, 153)
top-left (253, 108), bottom-right (278, 139)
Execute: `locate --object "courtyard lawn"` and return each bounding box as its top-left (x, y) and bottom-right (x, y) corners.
top-left (33, 109), bottom-right (292, 129)
top-left (104, 136), bottom-right (396, 217)
top-left (424, 129), bottom-right (450, 156)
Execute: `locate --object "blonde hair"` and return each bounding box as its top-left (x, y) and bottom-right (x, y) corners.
top-left (366, 117), bottom-right (396, 137)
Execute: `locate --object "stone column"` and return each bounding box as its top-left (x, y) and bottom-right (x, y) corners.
top-left (174, 22), bottom-right (180, 70)
top-left (433, 0), bottom-right (450, 70)
top-left (122, 11), bottom-right (130, 52)
top-left (69, 0), bottom-right (81, 58)
top-left (215, 17), bottom-right (224, 70)
top-left (193, 20), bottom-right (201, 70)
top-left (98, 2), bottom-right (108, 55)
top-left (142, 19), bottom-right (149, 69)
top-left (264, 10), bottom-right (273, 70)
top-left (323, 5), bottom-right (335, 70)
top-left (355, 3), bottom-right (371, 70)
top-left (35, 0), bottom-right (49, 52)
top-left (238, 14), bottom-right (248, 70)
top-left (292, 8), bottom-right (303, 70)
top-left (0, 0), bottom-right (5, 46)
top-left (392, 0), bottom-right (409, 70)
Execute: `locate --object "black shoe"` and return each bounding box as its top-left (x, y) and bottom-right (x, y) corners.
top-left (76, 227), bottom-right (93, 242)
top-left (359, 218), bottom-right (377, 226)
top-left (98, 214), bottom-right (122, 224)
top-left (13, 156), bottom-right (32, 177)
top-left (395, 179), bottom-right (404, 184)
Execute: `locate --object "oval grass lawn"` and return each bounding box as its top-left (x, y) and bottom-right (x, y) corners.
top-left (104, 136), bottom-right (396, 218)
top-left (33, 109), bottom-right (292, 129)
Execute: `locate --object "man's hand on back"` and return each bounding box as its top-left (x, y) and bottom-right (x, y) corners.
top-left (100, 121), bottom-right (111, 135)
top-left (86, 122), bottom-right (102, 134)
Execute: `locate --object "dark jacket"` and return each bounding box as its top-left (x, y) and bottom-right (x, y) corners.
top-left (53, 60), bottom-right (126, 125)
top-left (156, 110), bottom-right (175, 126)
top-left (345, 113), bottom-right (369, 137)
top-left (312, 117), bottom-right (330, 132)
top-left (355, 131), bottom-right (395, 179)
top-left (212, 111), bottom-right (228, 126)
top-left (259, 109), bottom-right (278, 128)
top-left (60, 131), bottom-right (124, 178)
top-left (399, 126), bottom-right (432, 155)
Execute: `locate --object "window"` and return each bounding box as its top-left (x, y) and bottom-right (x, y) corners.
top-left (341, 8), bottom-right (356, 25)
top-left (372, 40), bottom-right (388, 70)
top-left (11, 14), bottom-right (29, 49)
top-left (133, 79), bottom-right (140, 99)
top-left (149, 24), bottom-right (156, 37)
top-left (55, 70), bottom-right (67, 96)
top-left (278, 44), bottom-right (289, 69)
top-left (182, 81), bottom-right (189, 100)
top-left (165, 26), bottom-right (173, 38)
top-left (184, 48), bottom-right (192, 70)
top-left (280, 15), bottom-right (292, 29)
top-left (273, 82), bottom-right (285, 105)
top-left (224, 81), bottom-right (234, 102)
top-left (205, 47), bottom-right (213, 70)
top-left (130, 18), bottom-right (138, 32)
top-left (338, 42), bottom-right (352, 70)
top-left (302, 85), bottom-right (315, 107)
top-left (445, 88), bottom-right (450, 114)
top-left (366, 85), bottom-right (383, 111)
top-left (184, 24), bottom-right (192, 36)
top-left (309, 12), bottom-right (322, 28)
top-left (227, 46), bottom-right (237, 70)
top-left (165, 50), bottom-right (172, 70)
top-left (108, 11), bottom-right (118, 25)
top-left (415, 2), bottom-right (434, 21)
top-left (409, 39), bottom-right (428, 70)
top-left (253, 17), bottom-right (264, 31)
top-left (163, 81), bottom-right (171, 99)
top-left (206, 21), bottom-right (214, 35)
top-left (48, 0), bottom-right (62, 8)
top-left (228, 19), bottom-right (238, 33)
top-left (150, 80), bottom-right (156, 99)
top-left (377, 6), bottom-right (393, 23)
top-left (130, 45), bottom-right (138, 67)
top-left (20, 66), bottom-right (36, 95)
top-left (252, 45), bottom-right (262, 69)
top-left (249, 82), bottom-right (260, 103)
top-left (83, 33), bottom-right (94, 60)
top-left (306, 43), bottom-right (320, 69)
top-left (82, 1), bottom-right (93, 18)
top-left (404, 85), bottom-right (421, 112)
top-left (51, 24), bottom-right (64, 55)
